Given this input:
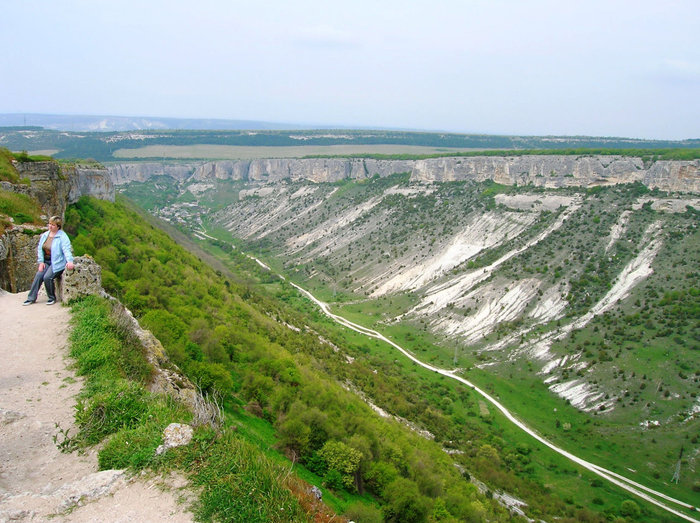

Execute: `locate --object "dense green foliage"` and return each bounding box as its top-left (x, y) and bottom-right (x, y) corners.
top-left (68, 196), bottom-right (515, 521)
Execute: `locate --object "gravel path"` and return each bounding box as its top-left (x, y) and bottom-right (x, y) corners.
top-left (0, 289), bottom-right (193, 522)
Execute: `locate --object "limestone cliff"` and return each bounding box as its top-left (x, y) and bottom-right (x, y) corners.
top-left (411, 155), bottom-right (700, 192)
top-left (109, 155), bottom-right (700, 193)
top-left (108, 162), bottom-right (197, 185)
top-left (0, 227), bottom-right (39, 293)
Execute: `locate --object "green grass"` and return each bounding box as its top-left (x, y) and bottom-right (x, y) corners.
top-left (0, 148), bottom-right (20, 183)
top-left (172, 429), bottom-right (310, 523)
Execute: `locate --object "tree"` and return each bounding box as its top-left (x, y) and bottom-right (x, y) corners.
top-left (277, 417), bottom-right (310, 457)
top-left (319, 440), bottom-right (363, 491)
top-left (140, 309), bottom-right (187, 348)
top-left (619, 500), bottom-right (640, 519)
top-left (382, 478), bottom-right (430, 523)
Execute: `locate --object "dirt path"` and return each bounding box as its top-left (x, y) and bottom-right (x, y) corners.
top-left (0, 290), bottom-right (193, 522)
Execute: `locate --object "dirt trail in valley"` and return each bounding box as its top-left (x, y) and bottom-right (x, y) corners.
top-left (0, 290), bottom-right (193, 523)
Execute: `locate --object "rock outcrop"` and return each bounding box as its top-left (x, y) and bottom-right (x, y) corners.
top-left (0, 226), bottom-right (41, 292)
top-left (411, 156), bottom-right (700, 193)
top-left (103, 292), bottom-right (200, 412)
top-left (59, 256), bottom-right (202, 415)
top-left (65, 163), bottom-right (116, 204)
top-left (61, 255), bottom-right (105, 302)
top-left (6, 161), bottom-right (115, 219)
top-left (109, 156), bottom-right (700, 193)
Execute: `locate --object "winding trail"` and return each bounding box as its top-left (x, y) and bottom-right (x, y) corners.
top-left (279, 273), bottom-right (699, 522)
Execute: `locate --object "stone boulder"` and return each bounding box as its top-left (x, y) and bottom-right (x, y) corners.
top-left (61, 255), bottom-right (105, 302)
top-left (155, 423), bottom-right (194, 455)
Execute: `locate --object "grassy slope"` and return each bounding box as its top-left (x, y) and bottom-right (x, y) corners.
top-left (66, 297), bottom-right (316, 522)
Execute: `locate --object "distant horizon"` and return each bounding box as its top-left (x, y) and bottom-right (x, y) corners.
top-left (1, 112), bottom-right (698, 142)
top-left (3, 2), bottom-right (698, 141)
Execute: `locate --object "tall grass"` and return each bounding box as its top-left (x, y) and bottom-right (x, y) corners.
top-left (0, 190), bottom-right (44, 237)
top-left (0, 148), bottom-right (20, 183)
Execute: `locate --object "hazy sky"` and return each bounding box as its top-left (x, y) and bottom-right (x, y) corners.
top-left (2, 0), bottom-right (698, 139)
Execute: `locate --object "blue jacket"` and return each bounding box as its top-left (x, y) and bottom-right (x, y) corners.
top-left (37, 229), bottom-right (74, 272)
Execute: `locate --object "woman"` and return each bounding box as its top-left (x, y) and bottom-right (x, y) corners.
top-left (23, 216), bottom-right (75, 306)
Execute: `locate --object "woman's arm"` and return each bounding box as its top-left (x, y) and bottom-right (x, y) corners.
top-left (36, 232), bottom-right (47, 264)
top-left (61, 232), bottom-right (75, 270)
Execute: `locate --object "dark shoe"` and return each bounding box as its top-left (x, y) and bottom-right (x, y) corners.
top-left (22, 300), bottom-right (34, 306)
top-left (46, 299), bottom-right (56, 305)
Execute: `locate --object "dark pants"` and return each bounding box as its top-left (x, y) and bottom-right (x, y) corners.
top-left (27, 263), bottom-right (63, 302)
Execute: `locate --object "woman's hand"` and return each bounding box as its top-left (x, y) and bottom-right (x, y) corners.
top-left (38, 262), bottom-right (46, 272)
top-left (66, 261), bottom-right (75, 271)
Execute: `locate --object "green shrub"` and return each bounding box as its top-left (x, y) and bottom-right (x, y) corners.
top-left (186, 360), bottom-right (234, 395)
top-left (619, 499), bottom-right (641, 518)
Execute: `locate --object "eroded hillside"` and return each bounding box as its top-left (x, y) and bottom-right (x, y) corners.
top-left (132, 175), bottom-right (699, 411)
top-left (119, 170), bottom-right (700, 508)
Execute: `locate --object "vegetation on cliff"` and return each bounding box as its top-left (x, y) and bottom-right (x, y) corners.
top-left (66, 295), bottom-right (314, 522)
top-left (0, 190), bottom-right (43, 235)
top-left (0, 148), bottom-right (45, 234)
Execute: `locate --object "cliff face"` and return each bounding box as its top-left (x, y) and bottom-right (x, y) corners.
top-left (108, 162), bottom-right (198, 185)
top-left (109, 156), bottom-right (700, 193)
top-left (7, 161), bottom-right (115, 219)
top-left (65, 164), bottom-right (116, 205)
top-left (0, 161), bottom-right (114, 292)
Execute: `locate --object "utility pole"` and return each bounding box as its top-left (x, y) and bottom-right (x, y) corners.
top-left (671, 446), bottom-right (683, 484)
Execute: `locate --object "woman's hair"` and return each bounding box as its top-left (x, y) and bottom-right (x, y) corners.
top-left (49, 216), bottom-right (62, 229)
